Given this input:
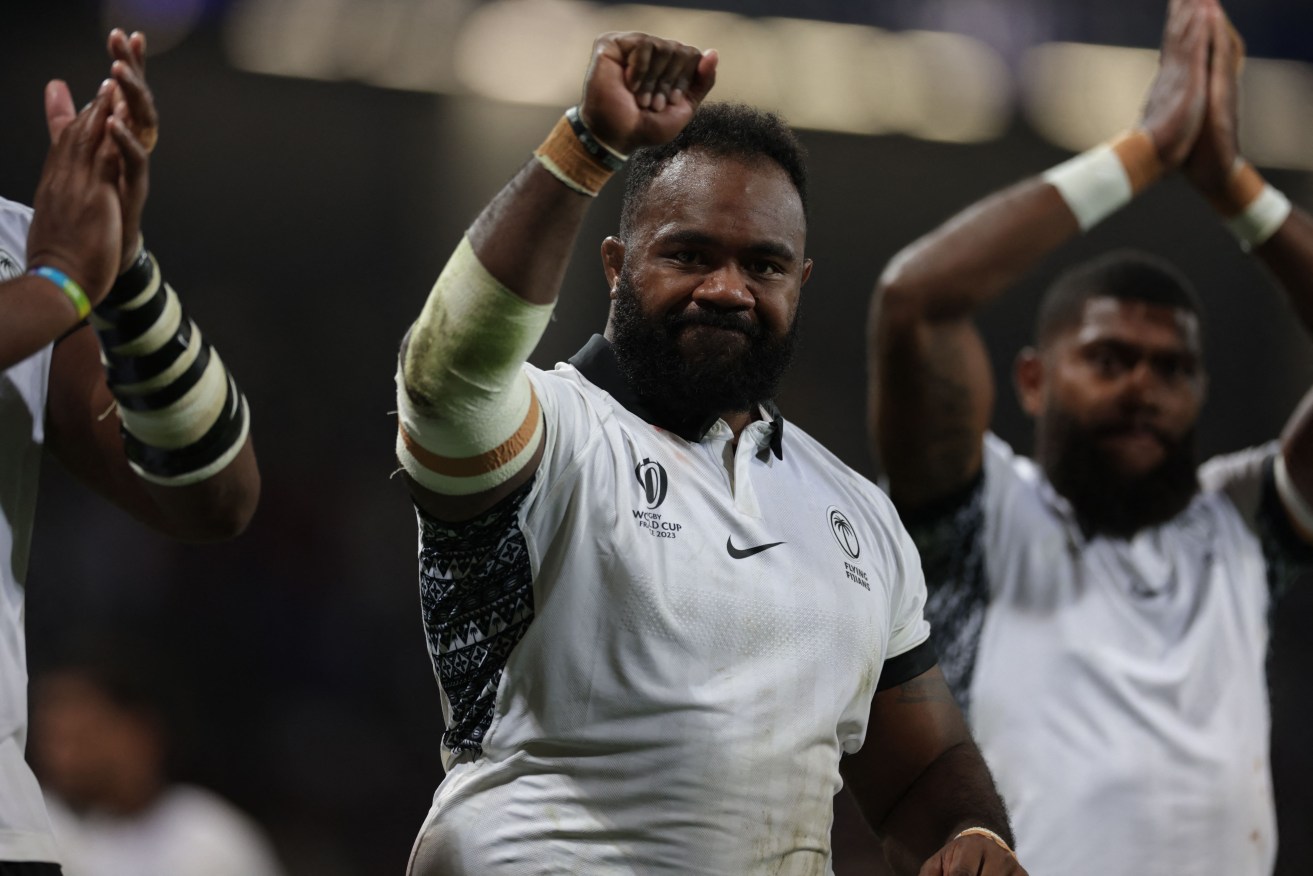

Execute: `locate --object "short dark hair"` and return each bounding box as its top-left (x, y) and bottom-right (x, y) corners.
top-left (1036, 249), bottom-right (1204, 344)
top-left (619, 102), bottom-right (808, 238)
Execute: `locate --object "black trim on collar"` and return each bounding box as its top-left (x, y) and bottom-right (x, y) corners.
top-left (567, 334), bottom-right (785, 459)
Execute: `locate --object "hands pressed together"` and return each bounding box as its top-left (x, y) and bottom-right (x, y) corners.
top-left (1140, 0), bottom-right (1246, 200)
top-left (26, 28), bottom-right (157, 310)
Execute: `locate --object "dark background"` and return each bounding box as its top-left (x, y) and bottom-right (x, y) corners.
top-left (3, 1), bottom-right (1313, 873)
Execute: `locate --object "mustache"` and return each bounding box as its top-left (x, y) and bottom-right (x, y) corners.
top-left (666, 308), bottom-right (759, 337)
top-left (1091, 416), bottom-right (1177, 445)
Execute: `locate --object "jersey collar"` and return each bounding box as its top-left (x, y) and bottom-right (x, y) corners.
top-left (568, 334), bottom-right (785, 460)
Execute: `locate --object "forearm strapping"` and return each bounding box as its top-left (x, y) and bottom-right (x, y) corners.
top-left (92, 247), bottom-right (250, 486)
top-left (397, 236), bottom-right (554, 496)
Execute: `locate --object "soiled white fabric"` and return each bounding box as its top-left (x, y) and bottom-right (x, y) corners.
top-left (0, 196), bottom-right (61, 865)
top-left (407, 337), bottom-right (932, 875)
top-left (971, 434), bottom-right (1279, 876)
top-left (45, 786), bottom-right (285, 876)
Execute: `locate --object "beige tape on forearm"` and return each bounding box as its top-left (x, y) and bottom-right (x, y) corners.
top-left (112, 319), bottom-right (206, 396)
top-left (128, 388), bottom-right (251, 488)
top-left (93, 280), bottom-right (231, 449)
top-left (955, 827), bottom-right (1016, 858)
top-left (118, 350), bottom-right (231, 448)
top-left (92, 249), bottom-right (251, 487)
top-left (94, 283), bottom-right (184, 356)
top-left (397, 236), bottom-right (553, 495)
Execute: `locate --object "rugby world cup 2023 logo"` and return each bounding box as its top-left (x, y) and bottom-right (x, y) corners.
top-left (635, 458), bottom-right (668, 510)
top-left (632, 458), bottom-right (681, 539)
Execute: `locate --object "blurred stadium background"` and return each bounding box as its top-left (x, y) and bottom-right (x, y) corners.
top-left (2, 0), bottom-right (1312, 872)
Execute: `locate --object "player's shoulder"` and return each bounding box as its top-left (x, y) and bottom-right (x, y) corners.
top-left (783, 418), bottom-right (893, 511)
top-left (1198, 443), bottom-right (1275, 493)
top-left (154, 785), bottom-right (285, 873)
top-left (536, 357), bottom-right (636, 425)
top-left (533, 359), bottom-right (607, 412)
top-left (0, 195), bottom-right (34, 233)
top-left (1194, 442), bottom-right (1279, 530)
top-left (0, 195), bottom-right (33, 219)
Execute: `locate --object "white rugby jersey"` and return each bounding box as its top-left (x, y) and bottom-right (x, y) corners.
top-left (45, 785), bottom-right (287, 876)
top-left (911, 432), bottom-right (1311, 876)
top-left (0, 196), bottom-right (62, 864)
top-left (409, 335), bottom-right (933, 876)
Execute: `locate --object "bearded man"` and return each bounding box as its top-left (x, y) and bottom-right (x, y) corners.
top-left (393, 30), bottom-right (1024, 876)
top-left (867, 1), bottom-right (1313, 874)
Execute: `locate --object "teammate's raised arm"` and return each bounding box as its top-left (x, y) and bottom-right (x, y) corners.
top-left (395, 32), bottom-right (715, 521)
top-left (43, 29), bottom-right (259, 542)
top-left (0, 83), bottom-right (122, 371)
top-left (867, 0), bottom-right (1214, 511)
top-left (0, 28), bottom-right (259, 874)
top-left (1181, 5), bottom-right (1313, 533)
top-left (866, 4), bottom-right (1313, 873)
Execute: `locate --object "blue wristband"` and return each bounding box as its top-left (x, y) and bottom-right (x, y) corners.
top-left (29, 266), bottom-right (91, 319)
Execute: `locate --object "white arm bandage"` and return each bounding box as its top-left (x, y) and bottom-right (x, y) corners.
top-left (1227, 184), bottom-right (1291, 249)
top-left (1042, 130), bottom-right (1162, 232)
top-left (1205, 161), bottom-right (1293, 251)
top-left (397, 236), bottom-right (555, 496)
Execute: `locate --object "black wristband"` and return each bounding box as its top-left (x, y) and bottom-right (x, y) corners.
top-left (565, 106), bottom-right (627, 173)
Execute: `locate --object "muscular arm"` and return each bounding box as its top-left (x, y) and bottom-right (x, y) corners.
top-left (2, 80), bottom-right (125, 370)
top-left (866, 181), bottom-right (1075, 509)
top-left (868, 0), bottom-right (1213, 512)
top-left (1181, 5), bottom-right (1313, 528)
top-left (1256, 211), bottom-right (1313, 518)
top-left (38, 31), bottom-right (258, 541)
top-left (45, 326), bottom-right (258, 541)
top-left (400, 32), bottom-right (715, 521)
top-left (0, 276), bottom-right (91, 371)
top-left (841, 666), bottom-right (1021, 875)
top-left (397, 157), bottom-right (590, 523)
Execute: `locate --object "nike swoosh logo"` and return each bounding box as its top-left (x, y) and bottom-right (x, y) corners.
top-left (726, 537), bottom-right (785, 560)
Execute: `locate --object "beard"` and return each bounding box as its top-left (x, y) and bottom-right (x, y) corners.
top-left (609, 270), bottom-right (798, 430)
top-left (1039, 403), bottom-right (1199, 539)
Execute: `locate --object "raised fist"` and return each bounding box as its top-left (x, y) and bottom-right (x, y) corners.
top-left (579, 32), bottom-right (718, 155)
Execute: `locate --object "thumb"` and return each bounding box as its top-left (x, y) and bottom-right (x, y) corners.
top-left (1223, 15), bottom-right (1245, 76)
top-left (686, 49), bottom-right (718, 107)
top-left (45, 80), bottom-right (76, 143)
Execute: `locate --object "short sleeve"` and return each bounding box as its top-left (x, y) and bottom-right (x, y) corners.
top-left (875, 507), bottom-right (936, 689)
top-left (415, 477), bottom-right (537, 767)
top-left (1201, 443), bottom-right (1313, 601)
top-left (896, 471), bottom-right (988, 709)
top-left (525, 365), bottom-right (609, 489)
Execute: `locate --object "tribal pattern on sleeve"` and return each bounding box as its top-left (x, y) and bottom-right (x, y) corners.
top-left (901, 476), bottom-right (989, 715)
top-left (416, 478), bottom-right (536, 761)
